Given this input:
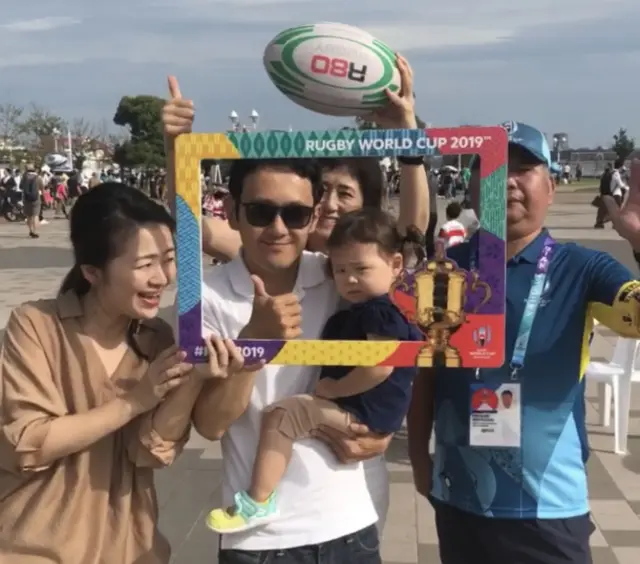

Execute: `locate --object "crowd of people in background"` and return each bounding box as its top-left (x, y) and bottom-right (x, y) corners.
top-left (0, 164), bottom-right (171, 238)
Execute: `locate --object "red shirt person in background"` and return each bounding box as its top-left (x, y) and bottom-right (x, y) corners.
top-left (438, 201), bottom-right (466, 248)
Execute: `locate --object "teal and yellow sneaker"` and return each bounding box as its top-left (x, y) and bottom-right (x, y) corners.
top-left (206, 490), bottom-right (278, 534)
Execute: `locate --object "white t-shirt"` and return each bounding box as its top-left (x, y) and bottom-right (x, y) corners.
top-left (610, 169), bottom-right (628, 198)
top-left (458, 208), bottom-right (480, 238)
top-left (438, 219), bottom-right (466, 248)
top-left (201, 251), bottom-right (389, 551)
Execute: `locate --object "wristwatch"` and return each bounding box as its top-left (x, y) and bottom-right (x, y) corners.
top-left (397, 156), bottom-right (425, 166)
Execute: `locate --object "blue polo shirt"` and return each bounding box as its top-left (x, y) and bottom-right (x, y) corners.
top-left (431, 229), bottom-right (639, 519)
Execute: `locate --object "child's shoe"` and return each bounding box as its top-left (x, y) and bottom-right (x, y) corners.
top-left (206, 490), bottom-right (278, 533)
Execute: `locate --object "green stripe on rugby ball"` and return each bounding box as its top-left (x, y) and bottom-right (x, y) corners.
top-left (267, 61), bottom-right (305, 90)
top-left (281, 93), bottom-right (381, 117)
top-left (271, 25), bottom-right (315, 46)
top-left (274, 81), bottom-right (386, 108)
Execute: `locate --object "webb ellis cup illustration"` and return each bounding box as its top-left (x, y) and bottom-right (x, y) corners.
top-left (392, 242), bottom-right (491, 368)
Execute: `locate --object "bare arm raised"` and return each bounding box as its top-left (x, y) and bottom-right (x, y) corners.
top-left (162, 76), bottom-right (241, 261)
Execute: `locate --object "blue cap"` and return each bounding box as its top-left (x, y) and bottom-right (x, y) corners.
top-left (500, 121), bottom-right (561, 173)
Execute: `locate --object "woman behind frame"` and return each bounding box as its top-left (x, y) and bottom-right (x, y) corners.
top-left (0, 182), bottom-right (238, 563)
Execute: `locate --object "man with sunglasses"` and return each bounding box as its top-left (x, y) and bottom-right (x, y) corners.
top-left (408, 122), bottom-right (640, 564)
top-left (193, 158), bottom-right (387, 564)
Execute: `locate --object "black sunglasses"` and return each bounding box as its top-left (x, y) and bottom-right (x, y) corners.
top-left (241, 202), bottom-right (314, 229)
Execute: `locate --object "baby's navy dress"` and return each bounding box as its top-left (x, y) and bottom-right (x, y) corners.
top-left (320, 295), bottom-right (423, 433)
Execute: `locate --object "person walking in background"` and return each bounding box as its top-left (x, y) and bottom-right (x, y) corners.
top-left (438, 201), bottom-right (466, 248)
top-left (594, 163), bottom-right (614, 228)
top-left (19, 163), bottom-right (41, 239)
top-left (66, 170), bottom-right (80, 208)
top-left (575, 163), bottom-right (583, 183)
top-left (54, 174), bottom-right (69, 219)
top-left (38, 166), bottom-right (51, 225)
top-left (461, 165), bottom-right (471, 197)
top-left (610, 157), bottom-right (629, 206)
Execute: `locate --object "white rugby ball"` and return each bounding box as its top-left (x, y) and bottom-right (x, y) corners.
top-left (44, 153), bottom-right (68, 168)
top-left (263, 22), bottom-right (401, 117)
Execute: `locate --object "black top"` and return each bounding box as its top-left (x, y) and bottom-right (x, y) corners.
top-left (320, 295), bottom-right (422, 433)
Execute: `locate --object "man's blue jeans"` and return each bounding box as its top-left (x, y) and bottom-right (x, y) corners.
top-left (218, 524), bottom-right (381, 564)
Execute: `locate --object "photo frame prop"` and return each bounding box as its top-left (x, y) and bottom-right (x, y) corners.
top-left (175, 126), bottom-right (507, 367)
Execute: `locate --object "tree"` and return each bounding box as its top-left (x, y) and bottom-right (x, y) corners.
top-left (113, 140), bottom-right (165, 169)
top-left (0, 103), bottom-right (24, 149)
top-left (68, 117), bottom-right (102, 170)
top-left (95, 118), bottom-right (111, 144)
top-left (611, 128), bottom-right (635, 161)
top-left (70, 117), bottom-right (95, 142)
top-left (19, 104), bottom-right (67, 151)
top-left (112, 95), bottom-right (165, 168)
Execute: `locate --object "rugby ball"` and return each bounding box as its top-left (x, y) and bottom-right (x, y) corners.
top-left (263, 22), bottom-right (401, 117)
top-left (44, 153), bottom-right (68, 168)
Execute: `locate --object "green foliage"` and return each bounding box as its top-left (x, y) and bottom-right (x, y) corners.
top-left (112, 95), bottom-right (165, 168)
top-left (113, 139), bottom-right (165, 169)
top-left (0, 103), bottom-right (24, 147)
top-left (611, 128), bottom-right (635, 160)
top-left (19, 104), bottom-right (66, 147)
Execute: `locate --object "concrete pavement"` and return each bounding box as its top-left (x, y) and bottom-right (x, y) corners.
top-left (2, 198), bottom-right (640, 563)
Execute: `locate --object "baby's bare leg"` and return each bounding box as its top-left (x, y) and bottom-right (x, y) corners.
top-left (249, 408), bottom-right (294, 503)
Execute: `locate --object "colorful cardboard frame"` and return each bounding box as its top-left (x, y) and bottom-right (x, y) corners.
top-left (175, 126), bottom-right (507, 367)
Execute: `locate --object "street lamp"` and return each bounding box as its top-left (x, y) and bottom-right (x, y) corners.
top-left (250, 109), bottom-right (259, 130)
top-left (229, 110), bottom-right (260, 132)
top-left (552, 134), bottom-right (567, 163)
top-left (229, 110), bottom-right (239, 131)
top-left (52, 128), bottom-right (61, 153)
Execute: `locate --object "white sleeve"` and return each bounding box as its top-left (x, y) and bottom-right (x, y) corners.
top-left (610, 172), bottom-right (620, 194)
top-left (201, 284), bottom-right (224, 338)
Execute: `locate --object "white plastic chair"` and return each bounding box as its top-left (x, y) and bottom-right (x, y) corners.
top-left (585, 336), bottom-right (640, 454)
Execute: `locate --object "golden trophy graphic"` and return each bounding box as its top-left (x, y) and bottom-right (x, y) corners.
top-left (392, 242), bottom-right (491, 367)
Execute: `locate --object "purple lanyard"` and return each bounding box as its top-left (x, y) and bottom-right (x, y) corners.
top-left (509, 236), bottom-right (555, 377)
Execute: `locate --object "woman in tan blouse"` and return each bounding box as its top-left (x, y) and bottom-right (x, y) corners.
top-left (0, 182), bottom-right (237, 563)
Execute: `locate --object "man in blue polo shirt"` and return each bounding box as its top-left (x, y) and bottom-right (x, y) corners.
top-left (407, 122), bottom-right (640, 564)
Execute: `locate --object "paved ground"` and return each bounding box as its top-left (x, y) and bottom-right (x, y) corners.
top-left (2, 195), bottom-right (640, 564)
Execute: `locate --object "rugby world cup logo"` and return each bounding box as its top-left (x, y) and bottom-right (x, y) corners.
top-left (473, 326), bottom-right (491, 348)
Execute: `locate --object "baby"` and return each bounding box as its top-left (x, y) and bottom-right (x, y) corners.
top-left (207, 208), bottom-right (423, 533)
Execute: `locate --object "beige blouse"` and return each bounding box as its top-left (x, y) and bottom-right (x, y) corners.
top-left (0, 292), bottom-right (188, 564)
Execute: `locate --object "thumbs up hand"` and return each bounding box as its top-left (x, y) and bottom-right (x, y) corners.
top-left (162, 75), bottom-right (194, 140)
top-left (242, 275), bottom-right (302, 340)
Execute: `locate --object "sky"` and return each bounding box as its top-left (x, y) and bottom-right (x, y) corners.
top-left (1, 0), bottom-right (638, 148)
